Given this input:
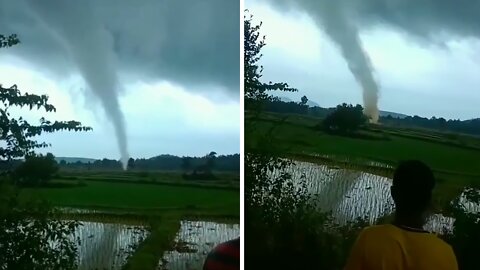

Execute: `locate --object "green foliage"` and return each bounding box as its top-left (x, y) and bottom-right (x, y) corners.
top-left (300, 95), bottom-right (308, 106)
top-left (0, 83), bottom-right (92, 161)
top-left (322, 103), bottom-right (368, 134)
top-left (127, 157), bottom-right (135, 170)
top-left (0, 34), bottom-right (19, 48)
top-left (205, 151), bottom-right (217, 172)
top-left (180, 156), bottom-right (192, 173)
top-left (14, 153), bottom-right (59, 186)
top-left (58, 154), bottom-right (240, 173)
top-left (442, 188), bottom-right (480, 270)
top-left (0, 196), bottom-right (80, 270)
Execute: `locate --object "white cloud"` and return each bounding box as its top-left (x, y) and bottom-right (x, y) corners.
top-left (121, 81), bottom-right (239, 135)
top-left (248, 2), bottom-right (322, 61)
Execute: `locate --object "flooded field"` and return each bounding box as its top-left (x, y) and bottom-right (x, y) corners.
top-left (270, 160), bottom-right (479, 232)
top-left (54, 211), bottom-right (240, 269)
top-left (158, 221), bottom-right (239, 270)
top-left (74, 221), bottom-right (149, 270)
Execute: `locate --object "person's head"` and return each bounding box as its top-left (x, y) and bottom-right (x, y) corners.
top-left (391, 160), bottom-right (435, 218)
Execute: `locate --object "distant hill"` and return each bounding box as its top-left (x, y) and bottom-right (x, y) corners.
top-left (58, 154), bottom-right (240, 172)
top-left (56, 157), bottom-right (98, 164)
top-left (278, 96), bottom-right (320, 107)
top-left (306, 100), bottom-right (320, 107)
top-left (278, 96), bottom-right (293, 103)
top-left (466, 118), bottom-right (480, 122)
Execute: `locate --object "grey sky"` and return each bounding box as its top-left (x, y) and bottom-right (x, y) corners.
top-left (247, 0), bottom-right (480, 120)
top-left (0, 0), bottom-right (239, 160)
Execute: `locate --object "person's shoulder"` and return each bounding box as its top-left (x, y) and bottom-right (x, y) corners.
top-left (427, 234), bottom-right (455, 252)
top-left (426, 235), bottom-right (457, 266)
top-left (361, 224), bottom-right (395, 235)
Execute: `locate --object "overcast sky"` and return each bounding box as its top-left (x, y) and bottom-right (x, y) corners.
top-left (246, 0), bottom-right (480, 121)
top-left (0, 0), bottom-right (239, 160)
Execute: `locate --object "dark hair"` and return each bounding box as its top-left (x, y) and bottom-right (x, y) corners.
top-left (391, 160), bottom-right (435, 213)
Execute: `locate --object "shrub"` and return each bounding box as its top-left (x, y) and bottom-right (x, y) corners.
top-left (442, 188), bottom-right (480, 270)
top-left (322, 103), bottom-right (368, 134)
top-left (14, 153), bottom-right (59, 186)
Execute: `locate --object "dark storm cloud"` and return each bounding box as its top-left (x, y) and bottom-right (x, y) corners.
top-left (0, 0), bottom-right (239, 92)
top-left (260, 0), bottom-right (480, 45)
top-left (353, 0), bottom-right (480, 42)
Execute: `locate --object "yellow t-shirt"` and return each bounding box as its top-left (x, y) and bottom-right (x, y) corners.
top-left (344, 224), bottom-right (458, 270)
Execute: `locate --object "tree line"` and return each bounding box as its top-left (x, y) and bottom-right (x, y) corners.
top-left (261, 98), bottom-right (480, 136)
top-left (382, 115), bottom-right (480, 136)
top-left (59, 153), bottom-right (240, 172)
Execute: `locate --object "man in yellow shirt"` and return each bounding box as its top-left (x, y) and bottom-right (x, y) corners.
top-left (344, 160), bottom-right (458, 270)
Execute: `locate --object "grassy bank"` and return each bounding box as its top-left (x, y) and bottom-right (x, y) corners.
top-left (20, 180), bottom-right (239, 216)
top-left (124, 215), bottom-right (181, 270)
top-left (248, 112), bottom-right (480, 210)
top-left (249, 114), bottom-right (480, 178)
top-left (59, 170), bottom-right (240, 190)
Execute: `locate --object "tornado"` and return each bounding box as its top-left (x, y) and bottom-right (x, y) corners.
top-left (24, 0), bottom-right (130, 168)
top-left (260, 0), bottom-right (381, 122)
top-left (313, 1), bottom-right (380, 123)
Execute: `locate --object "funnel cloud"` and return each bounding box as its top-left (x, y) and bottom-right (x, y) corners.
top-left (23, 0), bottom-right (129, 168)
top-left (310, 1), bottom-right (380, 122)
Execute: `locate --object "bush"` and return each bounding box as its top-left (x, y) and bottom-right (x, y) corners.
top-left (13, 153), bottom-right (59, 186)
top-left (442, 188), bottom-right (480, 270)
top-left (0, 181), bottom-right (80, 269)
top-left (245, 153), bottom-right (368, 269)
top-left (322, 103), bottom-right (368, 134)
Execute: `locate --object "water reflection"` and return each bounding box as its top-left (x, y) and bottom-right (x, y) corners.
top-left (272, 160), bottom-right (479, 233)
top-left (74, 221), bottom-right (148, 270)
top-left (158, 221), bottom-right (239, 270)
